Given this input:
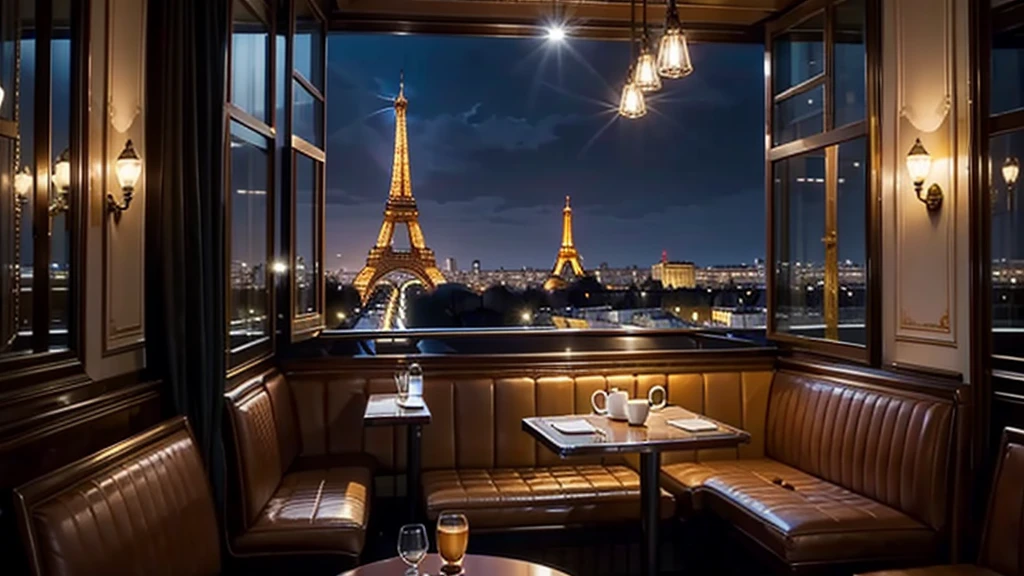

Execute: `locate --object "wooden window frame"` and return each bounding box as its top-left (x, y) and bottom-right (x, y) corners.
top-left (765, 0), bottom-right (882, 365)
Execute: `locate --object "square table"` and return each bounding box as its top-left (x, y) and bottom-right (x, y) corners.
top-left (363, 393), bottom-right (432, 520)
top-left (522, 406), bottom-right (750, 576)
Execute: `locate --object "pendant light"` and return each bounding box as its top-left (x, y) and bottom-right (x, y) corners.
top-left (619, 0), bottom-right (647, 119)
top-left (633, 0), bottom-right (661, 92)
top-left (657, 0), bottom-right (693, 79)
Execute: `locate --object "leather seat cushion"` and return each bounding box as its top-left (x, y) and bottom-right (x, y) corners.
top-left (857, 568), bottom-right (1001, 576)
top-left (423, 465), bottom-right (674, 529)
top-left (233, 466), bottom-right (371, 556)
top-left (663, 460), bottom-right (938, 564)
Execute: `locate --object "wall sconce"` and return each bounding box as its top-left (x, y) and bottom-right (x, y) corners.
top-left (1004, 156), bottom-right (1020, 192)
top-left (107, 140), bottom-right (141, 215)
top-left (905, 138), bottom-right (942, 211)
top-left (13, 166), bottom-right (31, 204)
top-left (48, 148), bottom-right (71, 216)
top-left (0, 85), bottom-right (5, 109)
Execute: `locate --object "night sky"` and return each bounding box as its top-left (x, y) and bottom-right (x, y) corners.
top-left (325, 34), bottom-right (766, 272)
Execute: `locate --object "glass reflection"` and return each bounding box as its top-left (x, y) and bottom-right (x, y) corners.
top-left (50, 29), bottom-right (71, 350)
top-left (834, 0), bottom-right (866, 127)
top-left (772, 12), bottom-right (824, 95)
top-left (991, 3), bottom-right (1024, 116)
top-left (773, 84), bottom-right (824, 146)
top-left (294, 153), bottom-right (319, 316)
top-left (294, 0), bottom-right (324, 89)
top-left (293, 80), bottom-right (322, 146)
top-left (992, 129), bottom-right (1024, 356)
top-left (229, 121), bottom-right (270, 351)
top-left (231, 0), bottom-right (270, 122)
top-left (836, 138), bottom-right (867, 345)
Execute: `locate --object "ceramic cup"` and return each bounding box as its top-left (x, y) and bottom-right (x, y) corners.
top-left (626, 399), bottom-right (651, 426)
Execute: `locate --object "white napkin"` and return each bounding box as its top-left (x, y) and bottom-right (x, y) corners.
top-left (668, 418), bottom-right (719, 432)
top-left (550, 419), bottom-right (598, 434)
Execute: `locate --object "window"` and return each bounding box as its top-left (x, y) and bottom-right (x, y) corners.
top-left (767, 0), bottom-right (873, 352)
top-left (226, 0), bottom-right (274, 369)
top-left (0, 0), bottom-right (80, 367)
top-left (990, 0), bottom-right (1024, 363)
top-left (324, 34), bottom-right (766, 333)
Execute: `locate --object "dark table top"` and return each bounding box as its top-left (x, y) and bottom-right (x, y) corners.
top-left (363, 393), bottom-right (432, 427)
top-left (339, 554), bottom-right (570, 575)
top-left (522, 405), bottom-right (750, 457)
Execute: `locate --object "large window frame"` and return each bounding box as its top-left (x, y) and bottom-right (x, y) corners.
top-left (0, 0), bottom-right (88, 382)
top-left (765, 0), bottom-right (881, 363)
top-left (225, 0), bottom-right (276, 373)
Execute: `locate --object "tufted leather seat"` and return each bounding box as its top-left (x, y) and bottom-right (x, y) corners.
top-left (423, 465), bottom-right (675, 528)
top-left (662, 370), bottom-right (957, 570)
top-left (13, 417), bottom-right (220, 576)
top-left (224, 370), bottom-right (372, 557)
top-left (857, 427), bottom-right (1024, 576)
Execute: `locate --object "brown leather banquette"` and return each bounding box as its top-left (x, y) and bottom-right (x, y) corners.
top-left (223, 370), bottom-right (373, 559)
top-left (285, 366), bottom-right (775, 529)
top-left (13, 417), bottom-right (221, 576)
top-left (856, 427), bottom-right (1024, 576)
top-left (661, 367), bottom-right (960, 573)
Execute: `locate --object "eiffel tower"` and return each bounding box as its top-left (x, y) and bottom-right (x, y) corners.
top-left (352, 73), bottom-right (445, 302)
top-left (544, 196), bottom-right (585, 290)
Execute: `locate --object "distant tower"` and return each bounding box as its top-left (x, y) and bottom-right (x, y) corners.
top-left (552, 195), bottom-right (585, 277)
top-left (445, 257), bottom-right (458, 272)
top-left (472, 259), bottom-right (481, 274)
top-left (353, 71), bottom-right (446, 302)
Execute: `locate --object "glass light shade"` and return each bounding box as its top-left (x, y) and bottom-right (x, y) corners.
top-left (1004, 156), bottom-right (1020, 188)
top-left (52, 149), bottom-right (71, 191)
top-left (656, 27), bottom-right (693, 79)
top-left (116, 140), bottom-right (143, 191)
top-left (0, 85), bottom-right (5, 109)
top-left (634, 47), bottom-right (662, 92)
top-left (13, 167), bottom-right (31, 197)
top-left (905, 138), bottom-right (932, 185)
top-left (619, 77), bottom-right (647, 119)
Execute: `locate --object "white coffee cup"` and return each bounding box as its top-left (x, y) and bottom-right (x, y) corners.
top-left (626, 399), bottom-right (651, 426)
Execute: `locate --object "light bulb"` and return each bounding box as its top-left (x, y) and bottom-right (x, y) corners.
top-left (546, 25), bottom-right (566, 42)
top-left (115, 140), bottom-right (143, 191)
top-left (13, 167), bottom-right (32, 198)
top-left (657, 7), bottom-right (693, 78)
top-left (52, 149), bottom-right (71, 191)
top-left (619, 74), bottom-right (647, 119)
top-left (1004, 156), bottom-right (1020, 189)
top-left (634, 45), bottom-right (662, 93)
top-left (0, 85), bottom-right (5, 109)
top-left (905, 138), bottom-right (932, 189)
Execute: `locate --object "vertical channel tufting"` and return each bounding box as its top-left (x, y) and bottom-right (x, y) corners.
top-left (234, 391), bottom-right (285, 524)
top-left (981, 442), bottom-right (1024, 575)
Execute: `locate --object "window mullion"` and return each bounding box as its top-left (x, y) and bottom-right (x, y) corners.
top-left (824, 144), bottom-right (839, 340)
top-left (824, 0), bottom-right (835, 132)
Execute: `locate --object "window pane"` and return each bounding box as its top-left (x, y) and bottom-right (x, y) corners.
top-left (773, 84), bottom-right (824, 146)
top-left (0, 0), bottom-right (16, 121)
top-left (836, 138), bottom-right (867, 345)
top-left (834, 0), bottom-right (866, 127)
top-left (992, 6), bottom-right (1024, 115)
top-left (293, 80), bottom-right (322, 147)
top-left (992, 128), bottom-right (1024, 356)
top-left (773, 149), bottom-right (827, 337)
top-left (231, 0), bottom-right (270, 122)
top-left (294, 153), bottom-right (319, 316)
top-left (49, 26), bottom-right (71, 351)
top-left (772, 12), bottom-right (825, 95)
top-left (229, 121), bottom-right (270, 352)
top-left (294, 0), bottom-right (323, 89)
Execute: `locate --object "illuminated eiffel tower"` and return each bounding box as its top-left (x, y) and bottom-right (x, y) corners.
top-left (545, 196), bottom-right (585, 290)
top-left (353, 73), bottom-right (445, 302)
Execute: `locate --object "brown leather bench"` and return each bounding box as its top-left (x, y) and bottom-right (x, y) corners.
top-left (285, 368), bottom-right (774, 530)
top-left (223, 370), bottom-right (373, 559)
top-left (661, 368), bottom-right (959, 573)
top-left (855, 427), bottom-right (1024, 576)
top-left (13, 417), bottom-right (221, 576)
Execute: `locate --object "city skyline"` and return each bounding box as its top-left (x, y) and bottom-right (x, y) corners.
top-left (325, 34), bottom-right (767, 272)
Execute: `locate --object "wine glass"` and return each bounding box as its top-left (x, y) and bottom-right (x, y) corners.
top-left (436, 511), bottom-right (469, 574)
top-left (397, 523), bottom-right (428, 575)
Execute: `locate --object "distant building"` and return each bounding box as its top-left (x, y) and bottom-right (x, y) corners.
top-left (445, 257), bottom-right (458, 272)
top-left (711, 306), bottom-right (767, 328)
top-left (472, 259), bottom-right (481, 274)
top-left (651, 261), bottom-right (696, 289)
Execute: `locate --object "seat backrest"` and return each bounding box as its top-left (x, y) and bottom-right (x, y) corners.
top-left (13, 417), bottom-right (220, 576)
top-left (765, 370), bottom-right (956, 532)
top-left (287, 369), bottom-right (774, 471)
top-left (979, 427), bottom-right (1024, 576)
top-left (224, 370), bottom-right (301, 527)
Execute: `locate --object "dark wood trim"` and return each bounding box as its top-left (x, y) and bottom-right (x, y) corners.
top-left (991, 0), bottom-right (1024, 34)
top-left (989, 109), bottom-right (1024, 137)
top-left (0, 118), bottom-right (17, 139)
top-left (31, 0), bottom-right (53, 354)
top-left (777, 355), bottom-right (965, 401)
top-left (770, 331), bottom-right (868, 363)
top-left (766, 0), bottom-right (826, 37)
top-left (772, 74), bottom-right (825, 104)
top-left (767, 120), bottom-right (867, 161)
top-left (293, 71), bottom-right (325, 103)
top-left (864, 0), bottom-right (882, 367)
top-left (226, 103), bottom-right (276, 139)
top-left (291, 136), bottom-right (326, 161)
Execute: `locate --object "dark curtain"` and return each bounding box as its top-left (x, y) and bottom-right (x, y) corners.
top-left (145, 0), bottom-right (229, 510)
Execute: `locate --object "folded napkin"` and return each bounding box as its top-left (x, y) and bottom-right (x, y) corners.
top-left (668, 418), bottom-right (719, 432)
top-left (550, 419), bottom-right (598, 435)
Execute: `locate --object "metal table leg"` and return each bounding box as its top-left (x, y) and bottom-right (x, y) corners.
top-left (407, 424), bottom-right (423, 521)
top-left (640, 451), bottom-right (661, 576)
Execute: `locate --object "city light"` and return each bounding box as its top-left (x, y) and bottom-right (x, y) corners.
top-left (271, 261), bottom-right (288, 274)
top-left (337, 311), bottom-right (347, 321)
top-left (546, 24), bottom-right (567, 42)
top-left (521, 311), bottom-right (532, 323)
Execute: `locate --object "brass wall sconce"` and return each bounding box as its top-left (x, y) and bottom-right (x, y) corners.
top-left (107, 140), bottom-right (142, 215)
top-left (1005, 156), bottom-right (1020, 193)
top-left (905, 138), bottom-right (942, 211)
top-left (48, 149), bottom-right (71, 216)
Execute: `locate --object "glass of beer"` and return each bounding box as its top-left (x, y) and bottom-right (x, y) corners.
top-left (436, 511), bottom-right (469, 574)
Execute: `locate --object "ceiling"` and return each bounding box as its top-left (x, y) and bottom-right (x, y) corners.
top-left (332, 0), bottom-right (792, 42)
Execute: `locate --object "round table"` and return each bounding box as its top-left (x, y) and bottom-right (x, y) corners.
top-left (340, 554), bottom-right (571, 575)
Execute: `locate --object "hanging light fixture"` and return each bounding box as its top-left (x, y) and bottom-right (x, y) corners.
top-left (619, 0), bottom-right (647, 119)
top-left (633, 0), bottom-right (661, 93)
top-left (657, 0), bottom-right (693, 79)
top-left (0, 85), bottom-right (5, 109)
